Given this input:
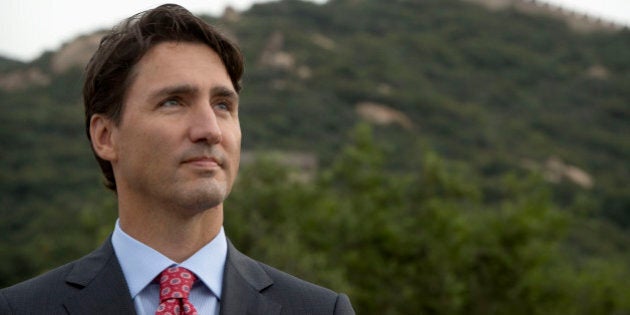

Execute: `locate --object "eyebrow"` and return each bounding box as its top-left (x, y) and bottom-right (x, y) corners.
top-left (149, 84), bottom-right (199, 100)
top-left (211, 86), bottom-right (239, 101)
top-left (148, 84), bottom-right (238, 101)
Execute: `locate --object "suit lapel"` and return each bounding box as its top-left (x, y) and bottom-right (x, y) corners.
top-left (59, 237), bottom-right (280, 314)
top-left (63, 237), bottom-right (136, 314)
top-left (219, 240), bottom-right (281, 315)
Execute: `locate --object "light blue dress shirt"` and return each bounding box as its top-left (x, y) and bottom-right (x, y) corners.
top-left (111, 219), bottom-right (227, 315)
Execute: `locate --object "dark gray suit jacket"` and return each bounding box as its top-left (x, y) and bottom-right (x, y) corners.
top-left (0, 237), bottom-right (354, 314)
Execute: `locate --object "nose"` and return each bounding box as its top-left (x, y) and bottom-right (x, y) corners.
top-left (189, 103), bottom-right (222, 144)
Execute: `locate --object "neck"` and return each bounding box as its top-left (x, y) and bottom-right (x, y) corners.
top-left (118, 202), bottom-right (223, 263)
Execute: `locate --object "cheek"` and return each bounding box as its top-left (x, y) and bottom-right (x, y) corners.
top-left (120, 124), bottom-right (175, 166)
top-left (225, 126), bottom-right (241, 176)
top-left (233, 131), bottom-right (242, 164)
top-left (234, 130), bottom-right (242, 151)
top-left (223, 123), bottom-right (241, 152)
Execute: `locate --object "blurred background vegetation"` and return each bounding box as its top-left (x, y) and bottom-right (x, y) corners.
top-left (1, 0), bottom-right (629, 313)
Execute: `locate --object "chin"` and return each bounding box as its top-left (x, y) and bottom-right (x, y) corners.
top-left (179, 182), bottom-right (228, 212)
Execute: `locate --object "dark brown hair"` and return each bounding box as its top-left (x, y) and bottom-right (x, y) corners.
top-left (83, 4), bottom-right (244, 191)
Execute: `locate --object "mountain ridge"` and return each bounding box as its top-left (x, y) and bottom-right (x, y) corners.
top-left (1, 0), bottom-right (628, 66)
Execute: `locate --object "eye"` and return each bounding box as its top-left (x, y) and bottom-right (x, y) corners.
top-left (214, 101), bottom-right (230, 111)
top-left (160, 98), bottom-right (182, 107)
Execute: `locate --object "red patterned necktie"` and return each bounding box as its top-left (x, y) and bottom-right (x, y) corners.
top-left (155, 266), bottom-right (199, 315)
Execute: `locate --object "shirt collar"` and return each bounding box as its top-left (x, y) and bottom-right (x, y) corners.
top-left (111, 219), bottom-right (227, 299)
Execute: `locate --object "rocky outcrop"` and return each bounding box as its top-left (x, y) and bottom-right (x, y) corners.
top-left (522, 156), bottom-right (594, 189)
top-left (221, 6), bottom-right (241, 23)
top-left (356, 102), bottom-right (413, 130)
top-left (259, 32), bottom-right (295, 70)
top-left (51, 33), bottom-right (103, 74)
top-left (311, 34), bottom-right (336, 51)
top-left (462, 0), bottom-right (625, 33)
top-left (585, 65), bottom-right (609, 80)
top-left (241, 150), bottom-right (318, 182)
top-left (0, 67), bottom-right (50, 91)
top-left (0, 32), bottom-right (104, 91)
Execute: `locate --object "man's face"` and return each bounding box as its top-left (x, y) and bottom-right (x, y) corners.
top-left (108, 41), bottom-right (241, 214)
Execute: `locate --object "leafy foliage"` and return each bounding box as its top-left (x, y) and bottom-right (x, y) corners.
top-left (227, 124), bottom-right (630, 314)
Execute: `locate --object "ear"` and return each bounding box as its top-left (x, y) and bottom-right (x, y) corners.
top-left (89, 114), bottom-right (118, 162)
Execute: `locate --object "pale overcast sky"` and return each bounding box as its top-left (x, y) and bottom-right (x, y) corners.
top-left (0, 0), bottom-right (628, 62)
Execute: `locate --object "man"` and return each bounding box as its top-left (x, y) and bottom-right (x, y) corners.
top-left (0, 4), bottom-right (354, 315)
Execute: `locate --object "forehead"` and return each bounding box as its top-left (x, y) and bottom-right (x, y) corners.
top-left (126, 41), bottom-right (234, 94)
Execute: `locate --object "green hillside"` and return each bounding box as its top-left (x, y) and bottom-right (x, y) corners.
top-left (1, 0), bottom-right (629, 313)
top-left (230, 0), bottom-right (629, 220)
top-left (0, 56), bottom-right (25, 72)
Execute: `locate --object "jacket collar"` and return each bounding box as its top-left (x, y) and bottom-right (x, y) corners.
top-left (60, 236), bottom-right (280, 315)
top-left (219, 240), bottom-right (281, 315)
top-left (63, 237), bottom-right (136, 314)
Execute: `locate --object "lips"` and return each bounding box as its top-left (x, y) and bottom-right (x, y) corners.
top-left (184, 156), bottom-right (221, 167)
top-left (181, 146), bottom-right (226, 168)
top-left (182, 155), bottom-right (222, 169)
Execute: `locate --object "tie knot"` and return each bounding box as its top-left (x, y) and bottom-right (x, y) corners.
top-left (158, 266), bottom-right (196, 301)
